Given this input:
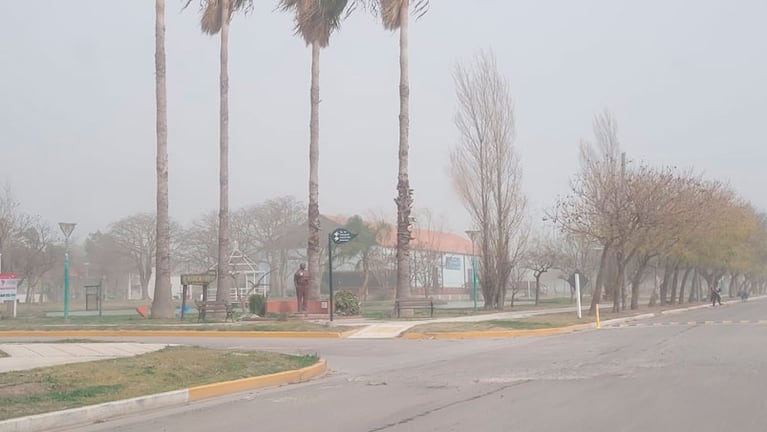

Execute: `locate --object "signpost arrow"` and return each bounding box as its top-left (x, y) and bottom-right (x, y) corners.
top-left (331, 228), bottom-right (356, 245)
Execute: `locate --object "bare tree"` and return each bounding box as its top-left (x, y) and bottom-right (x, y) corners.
top-left (109, 214), bottom-right (158, 300)
top-left (365, 211), bottom-right (396, 298)
top-left (176, 211), bottom-right (219, 274)
top-left (525, 232), bottom-right (557, 305)
top-left (550, 111), bottom-right (626, 314)
top-left (84, 231), bottom-right (133, 300)
top-left (449, 49), bottom-right (526, 310)
top-left (409, 208), bottom-right (446, 296)
top-left (0, 185), bottom-right (28, 274)
top-left (233, 196), bottom-right (306, 296)
top-left (554, 234), bottom-right (598, 301)
top-left (7, 219), bottom-right (59, 303)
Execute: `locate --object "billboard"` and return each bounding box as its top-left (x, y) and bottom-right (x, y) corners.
top-left (0, 273), bottom-right (19, 302)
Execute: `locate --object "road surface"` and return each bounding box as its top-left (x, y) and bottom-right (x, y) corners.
top-left (55, 300), bottom-right (767, 431)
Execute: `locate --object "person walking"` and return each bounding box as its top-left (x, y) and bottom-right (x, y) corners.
top-left (711, 283), bottom-right (723, 306)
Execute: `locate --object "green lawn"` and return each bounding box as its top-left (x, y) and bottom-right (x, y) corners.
top-left (0, 346), bottom-right (318, 420)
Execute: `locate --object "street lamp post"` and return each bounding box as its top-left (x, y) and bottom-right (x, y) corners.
top-left (59, 222), bottom-right (77, 320)
top-left (465, 230), bottom-right (479, 311)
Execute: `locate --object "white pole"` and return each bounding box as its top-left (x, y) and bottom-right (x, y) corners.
top-left (527, 280), bottom-right (531, 298)
top-left (575, 272), bottom-right (582, 319)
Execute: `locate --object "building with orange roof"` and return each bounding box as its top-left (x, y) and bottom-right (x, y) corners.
top-left (270, 214), bottom-right (479, 302)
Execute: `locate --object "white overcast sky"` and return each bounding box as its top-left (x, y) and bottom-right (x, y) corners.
top-left (1, 0), bottom-right (765, 240)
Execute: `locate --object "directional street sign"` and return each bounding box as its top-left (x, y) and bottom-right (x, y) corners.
top-left (331, 228), bottom-right (357, 244)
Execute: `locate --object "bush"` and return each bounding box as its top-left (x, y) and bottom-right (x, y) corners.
top-left (334, 291), bottom-right (360, 316)
top-left (248, 294), bottom-right (266, 316)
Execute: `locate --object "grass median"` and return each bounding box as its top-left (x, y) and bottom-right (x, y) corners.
top-left (0, 314), bottom-right (355, 332)
top-left (405, 312), bottom-right (588, 333)
top-left (0, 345), bottom-right (318, 421)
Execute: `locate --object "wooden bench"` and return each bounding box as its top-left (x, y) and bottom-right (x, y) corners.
top-left (194, 300), bottom-right (234, 322)
top-left (394, 298), bottom-right (434, 318)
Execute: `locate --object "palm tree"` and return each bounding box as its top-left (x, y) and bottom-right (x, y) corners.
top-left (361, 0), bottom-right (429, 302)
top-left (184, 0), bottom-right (253, 303)
top-left (279, 0), bottom-right (350, 301)
top-left (151, 0), bottom-right (173, 319)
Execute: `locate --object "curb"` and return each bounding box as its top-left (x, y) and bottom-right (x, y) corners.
top-left (0, 360), bottom-right (327, 432)
top-left (599, 313), bottom-right (656, 326)
top-left (399, 297), bottom-right (763, 339)
top-left (188, 359), bottom-right (327, 401)
top-left (660, 304), bottom-right (709, 315)
top-left (401, 324), bottom-right (591, 340)
top-left (0, 330), bottom-right (350, 339)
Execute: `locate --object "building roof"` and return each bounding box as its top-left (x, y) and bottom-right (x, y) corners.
top-left (324, 215), bottom-right (473, 255)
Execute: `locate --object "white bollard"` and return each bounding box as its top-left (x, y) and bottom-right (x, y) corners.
top-left (575, 272), bottom-right (582, 319)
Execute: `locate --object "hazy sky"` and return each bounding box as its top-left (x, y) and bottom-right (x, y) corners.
top-left (1, 0), bottom-right (765, 241)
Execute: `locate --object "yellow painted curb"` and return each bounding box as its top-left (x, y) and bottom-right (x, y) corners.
top-left (401, 324), bottom-right (592, 340)
top-left (339, 328), bottom-right (363, 338)
top-left (0, 330), bottom-right (347, 339)
top-left (187, 359), bottom-right (327, 401)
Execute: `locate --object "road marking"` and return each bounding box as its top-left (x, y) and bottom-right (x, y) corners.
top-left (607, 320), bottom-right (767, 329)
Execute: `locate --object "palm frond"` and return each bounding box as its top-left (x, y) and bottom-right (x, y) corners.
top-left (201, 0), bottom-right (223, 34)
top-left (279, 0), bottom-right (350, 47)
top-left (182, 0), bottom-right (254, 35)
top-left (349, 0), bottom-right (428, 29)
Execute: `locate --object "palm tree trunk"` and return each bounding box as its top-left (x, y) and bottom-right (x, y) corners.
top-left (307, 40), bottom-right (321, 301)
top-left (216, 0), bottom-right (231, 303)
top-left (151, 0), bottom-right (173, 318)
top-left (395, 0), bottom-right (413, 302)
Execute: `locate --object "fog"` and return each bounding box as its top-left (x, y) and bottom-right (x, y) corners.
top-left (1, 0), bottom-right (765, 237)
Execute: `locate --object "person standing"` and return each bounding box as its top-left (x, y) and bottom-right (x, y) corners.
top-left (294, 263), bottom-right (310, 312)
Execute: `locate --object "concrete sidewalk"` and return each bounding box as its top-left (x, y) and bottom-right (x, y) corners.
top-left (0, 343), bottom-right (169, 373)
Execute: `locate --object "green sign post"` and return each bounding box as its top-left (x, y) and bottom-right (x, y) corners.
top-left (59, 222), bottom-right (76, 320)
top-left (327, 228), bottom-right (356, 321)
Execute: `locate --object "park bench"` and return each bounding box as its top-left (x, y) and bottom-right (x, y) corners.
top-left (194, 300), bottom-right (234, 322)
top-left (394, 298), bottom-right (434, 318)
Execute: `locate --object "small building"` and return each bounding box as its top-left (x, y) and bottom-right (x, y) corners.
top-left (271, 215), bottom-right (479, 302)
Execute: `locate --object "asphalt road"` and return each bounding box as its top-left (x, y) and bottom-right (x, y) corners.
top-left (56, 299), bottom-right (767, 432)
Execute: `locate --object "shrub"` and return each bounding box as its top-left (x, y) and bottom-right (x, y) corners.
top-left (334, 291), bottom-right (360, 316)
top-left (248, 294), bottom-right (266, 316)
